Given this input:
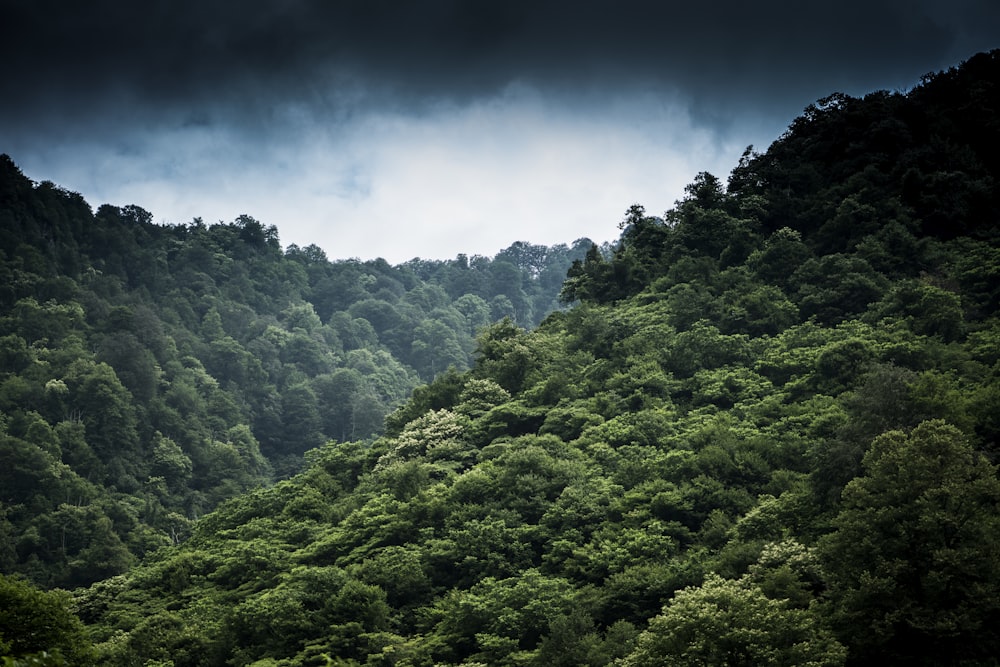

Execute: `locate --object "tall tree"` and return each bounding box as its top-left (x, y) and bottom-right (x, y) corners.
top-left (819, 420), bottom-right (1000, 665)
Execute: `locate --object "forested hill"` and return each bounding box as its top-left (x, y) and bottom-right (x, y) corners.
top-left (0, 157), bottom-right (597, 591)
top-left (4, 49), bottom-right (1000, 666)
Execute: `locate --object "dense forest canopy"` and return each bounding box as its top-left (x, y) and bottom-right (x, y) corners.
top-left (0, 158), bottom-right (598, 594)
top-left (2, 49), bottom-right (1000, 666)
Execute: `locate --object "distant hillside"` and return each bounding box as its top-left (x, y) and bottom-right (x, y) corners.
top-left (0, 159), bottom-right (594, 590)
top-left (4, 49), bottom-right (1000, 667)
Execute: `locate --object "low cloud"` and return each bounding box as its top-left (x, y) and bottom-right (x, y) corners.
top-left (11, 84), bottom-right (769, 263)
top-left (4, 1), bottom-right (997, 262)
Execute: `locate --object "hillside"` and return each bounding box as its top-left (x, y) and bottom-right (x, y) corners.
top-left (4, 49), bottom-right (1000, 666)
top-left (0, 162), bottom-right (595, 592)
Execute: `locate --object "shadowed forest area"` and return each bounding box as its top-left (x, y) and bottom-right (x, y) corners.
top-left (2, 49), bottom-right (1000, 666)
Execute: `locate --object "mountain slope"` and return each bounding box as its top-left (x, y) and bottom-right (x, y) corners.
top-left (0, 157), bottom-right (593, 591)
top-left (57, 50), bottom-right (1000, 666)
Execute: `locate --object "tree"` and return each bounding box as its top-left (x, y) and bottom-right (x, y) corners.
top-left (0, 574), bottom-right (95, 665)
top-left (69, 515), bottom-right (133, 586)
top-left (452, 294), bottom-right (492, 335)
top-left (150, 433), bottom-right (193, 489)
top-left (819, 420), bottom-right (1000, 665)
top-left (794, 255), bottom-right (888, 324)
top-left (410, 318), bottom-right (467, 380)
top-left (430, 570), bottom-right (579, 664)
top-left (278, 382), bottom-right (324, 455)
top-left (560, 243), bottom-right (616, 304)
top-left (64, 360), bottom-right (141, 482)
top-left (751, 227), bottom-right (812, 289)
top-left (473, 318), bottom-right (534, 393)
top-left (621, 574), bottom-right (845, 667)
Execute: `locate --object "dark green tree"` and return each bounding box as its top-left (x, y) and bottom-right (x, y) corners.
top-left (0, 574), bottom-right (95, 665)
top-left (820, 420), bottom-right (1000, 665)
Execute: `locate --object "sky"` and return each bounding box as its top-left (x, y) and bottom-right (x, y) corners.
top-left (2, 1), bottom-right (998, 264)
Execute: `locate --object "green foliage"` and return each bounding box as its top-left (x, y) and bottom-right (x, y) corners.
top-left (621, 573), bottom-right (845, 666)
top-left (6, 49), bottom-right (1000, 667)
top-left (0, 156), bottom-right (586, 589)
top-left (0, 574), bottom-right (94, 665)
top-left (819, 421), bottom-right (1000, 664)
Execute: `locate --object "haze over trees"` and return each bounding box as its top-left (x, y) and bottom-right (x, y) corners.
top-left (0, 164), bottom-right (596, 594)
top-left (2, 49), bottom-right (1000, 666)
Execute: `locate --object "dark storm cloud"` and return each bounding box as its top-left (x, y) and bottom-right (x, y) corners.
top-left (2, 0), bottom-right (997, 262)
top-left (3, 0), bottom-right (998, 124)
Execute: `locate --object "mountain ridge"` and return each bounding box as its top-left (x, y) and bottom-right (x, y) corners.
top-left (2, 48), bottom-right (1000, 666)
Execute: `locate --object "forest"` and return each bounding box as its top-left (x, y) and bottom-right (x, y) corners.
top-left (1, 49), bottom-right (999, 666)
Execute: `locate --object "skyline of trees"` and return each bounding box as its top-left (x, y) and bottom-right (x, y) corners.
top-left (2, 48), bottom-right (999, 666)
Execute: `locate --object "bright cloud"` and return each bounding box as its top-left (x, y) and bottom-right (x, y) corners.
top-left (22, 84), bottom-right (769, 263)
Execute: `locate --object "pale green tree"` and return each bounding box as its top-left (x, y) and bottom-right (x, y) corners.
top-left (621, 574), bottom-right (845, 667)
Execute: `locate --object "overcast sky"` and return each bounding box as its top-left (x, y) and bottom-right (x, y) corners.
top-left (2, 1), bottom-right (998, 263)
